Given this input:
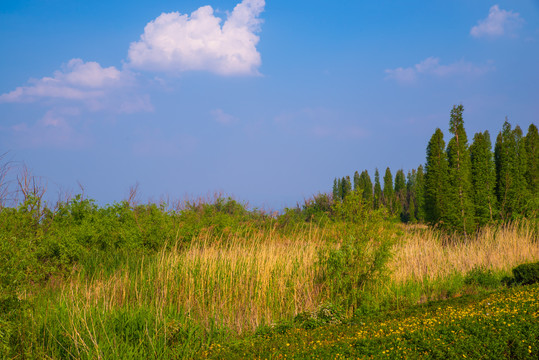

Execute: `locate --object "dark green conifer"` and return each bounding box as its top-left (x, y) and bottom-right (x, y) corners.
top-left (495, 120), bottom-right (529, 219)
top-left (332, 178), bottom-right (340, 202)
top-left (415, 165), bottom-right (426, 222)
top-left (470, 131), bottom-right (497, 226)
top-left (394, 169), bottom-right (407, 219)
top-left (405, 169), bottom-right (417, 223)
top-left (425, 128), bottom-right (449, 225)
top-left (514, 126), bottom-right (530, 215)
top-left (374, 168), bottom-right (383, 210)
top-left (524, 124), bottom-right (539, 195)
top-left (383, 167), bottom-right (394, 214)
top-left (353, 171), bottom-right (360, 191)
top-left (446, 105), bottom-right (475, 233)
top-left (524, 124), bottom-right (539, 214)
top-left (359, 170), bottom-right (374, 208)
top-left (341, 176), bottom-right (352, 199)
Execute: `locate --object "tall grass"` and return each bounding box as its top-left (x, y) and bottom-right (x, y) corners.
top-left (57, 221), bottom-right (538, 337)
top-left (61, 226), bottom-right (328, 334)
top-left (6, 220), bottom-right (538, 358)
top-left (390, 221), bottom-right (538, 284)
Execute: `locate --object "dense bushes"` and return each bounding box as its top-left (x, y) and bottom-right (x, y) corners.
top-left (512, 261), bottom-right (539, 285)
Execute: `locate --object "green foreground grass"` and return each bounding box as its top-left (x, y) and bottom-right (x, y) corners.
top-left (202, 284), bottom-right (539, 359)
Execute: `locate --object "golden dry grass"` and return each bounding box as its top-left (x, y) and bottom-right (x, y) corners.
top-left (60, 221), bottom-right (538, 334)
top-left (390, 221), bottom-right (539, 283)
top-left (63, 227), bottom-right (329, 333)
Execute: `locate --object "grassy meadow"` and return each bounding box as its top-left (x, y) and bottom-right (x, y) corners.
top-left (0, 188), bottom-right (538, 358)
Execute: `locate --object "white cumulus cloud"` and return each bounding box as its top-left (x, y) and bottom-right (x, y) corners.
top-left (127, 0), bottom-right (265, 76)
top-left (470, 5), bottom-right (524, 38)
top-left (385, 57), bottom-right (493, 84)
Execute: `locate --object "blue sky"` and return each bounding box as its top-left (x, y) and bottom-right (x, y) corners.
top-left (1, 0), bottom-right (538, 210)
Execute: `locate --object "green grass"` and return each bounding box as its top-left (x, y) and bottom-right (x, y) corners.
top-left (201, 284), bottom-right (539, 359)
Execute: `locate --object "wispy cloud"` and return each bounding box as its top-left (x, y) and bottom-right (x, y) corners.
top-left (275, 107), bottom-right (367, 140)
top-left (211, 109), bottom-right (238, 125)
top-left (470, 5), bottom-right (524, 38)
top-left (128, 0), bottom-right (265, 76)
top-left (385, 57), bottom-right (494, 84)
top-left (8, 107), bottom-right (90, 149)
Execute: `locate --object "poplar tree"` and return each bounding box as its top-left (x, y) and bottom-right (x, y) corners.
top-left (425, 128), bottom-right (449, 225)
top-left (470, 131), bottom-right (497, 226)
top-left (383, 167), bottom-right (394, 214)
top-left (374, 168), bottom-right (383, 210)
top-left (359, 170), bottom-right (374, 208)
top-left (446, 105), bottom-right (475, 233)
top-left (415, 165), bottom-right (426, 222)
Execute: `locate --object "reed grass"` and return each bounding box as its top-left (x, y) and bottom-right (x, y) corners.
top-left (61, 226), bottom-right (329, 334)
top-left (390, 221), bottom-right (538, 284)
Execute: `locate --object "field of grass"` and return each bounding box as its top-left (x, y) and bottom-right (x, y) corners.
top-left (202, 284), bottom-right (539, 359)
top-left (0, 193), bottom-right (538, 359)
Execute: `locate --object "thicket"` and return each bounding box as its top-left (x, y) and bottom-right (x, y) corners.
top-left (332, 106), bottom-right (538, 233)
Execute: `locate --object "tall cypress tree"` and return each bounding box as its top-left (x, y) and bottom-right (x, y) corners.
top-left (415, 165), bottom-right (426, 222)
top-left (495, 121), bottom-right (515, 219)
top-left (383, 167), bottom-right (394, 214)
top-left (394, 169), bottom-right (407, 220)
top-left (513, 126), bottom-right (530, 216)
top-left (333, 178), bottom-right (341, 202)
top-left (470, 131), bottom-right (497, 226)
top-left (446, 105), bottom-right (475, 233)
top-left (425, 128), bottom-right (449, 225)
top-left (524, 124), bottom-right (539, 213)
top-left (341, 176), bottom-right (352, 199)
top-left (359, 170), bottom-right (374, 208)
top-left (405, 169), bottom-right (417, 223)
top-left (495, 120), bottom-right (529, 219)
top-left (374, 168), bottom-right (383, 210)
top-left (353, 171), bottom-right (360, 191)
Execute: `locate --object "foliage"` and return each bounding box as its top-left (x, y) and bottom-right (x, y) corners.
top-left (446, 104), bottom-right (475, 234)
top-left (424, 128), bottom-right (449, 226)
top-left (204, 285), bottom-right (539, 359)
top-left (495, 120), bottom-right (531, 220)
top-left (318, 190), bottom-right (394, 311)
top-left (512, 261), bottom-right (539, 285)
top-left (383, 167), bottom-right (394, 214)
top-left (358, 170), bottom-right (374, 209)
top-left (373, 168), bottom-right (383, 210)
top-left (464, 266), bottom-right (500, 289)
top-left (470, 130), bottom-right (497, 226)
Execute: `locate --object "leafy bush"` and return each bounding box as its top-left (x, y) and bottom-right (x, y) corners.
top-left (512, 261), bottom-right (539, 285)
top-left (294, 303), bottom-right (345, 330)
top-left (464, 266), bottom-right (500, 289)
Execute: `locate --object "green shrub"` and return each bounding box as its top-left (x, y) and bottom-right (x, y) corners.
top-left (464, 266), bottom-right (500, 289)
top-left (512, 261), bottom-right (539, 285)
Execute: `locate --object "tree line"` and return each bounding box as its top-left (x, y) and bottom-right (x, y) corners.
top-left (332, 105), bottom-right (538, 233)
